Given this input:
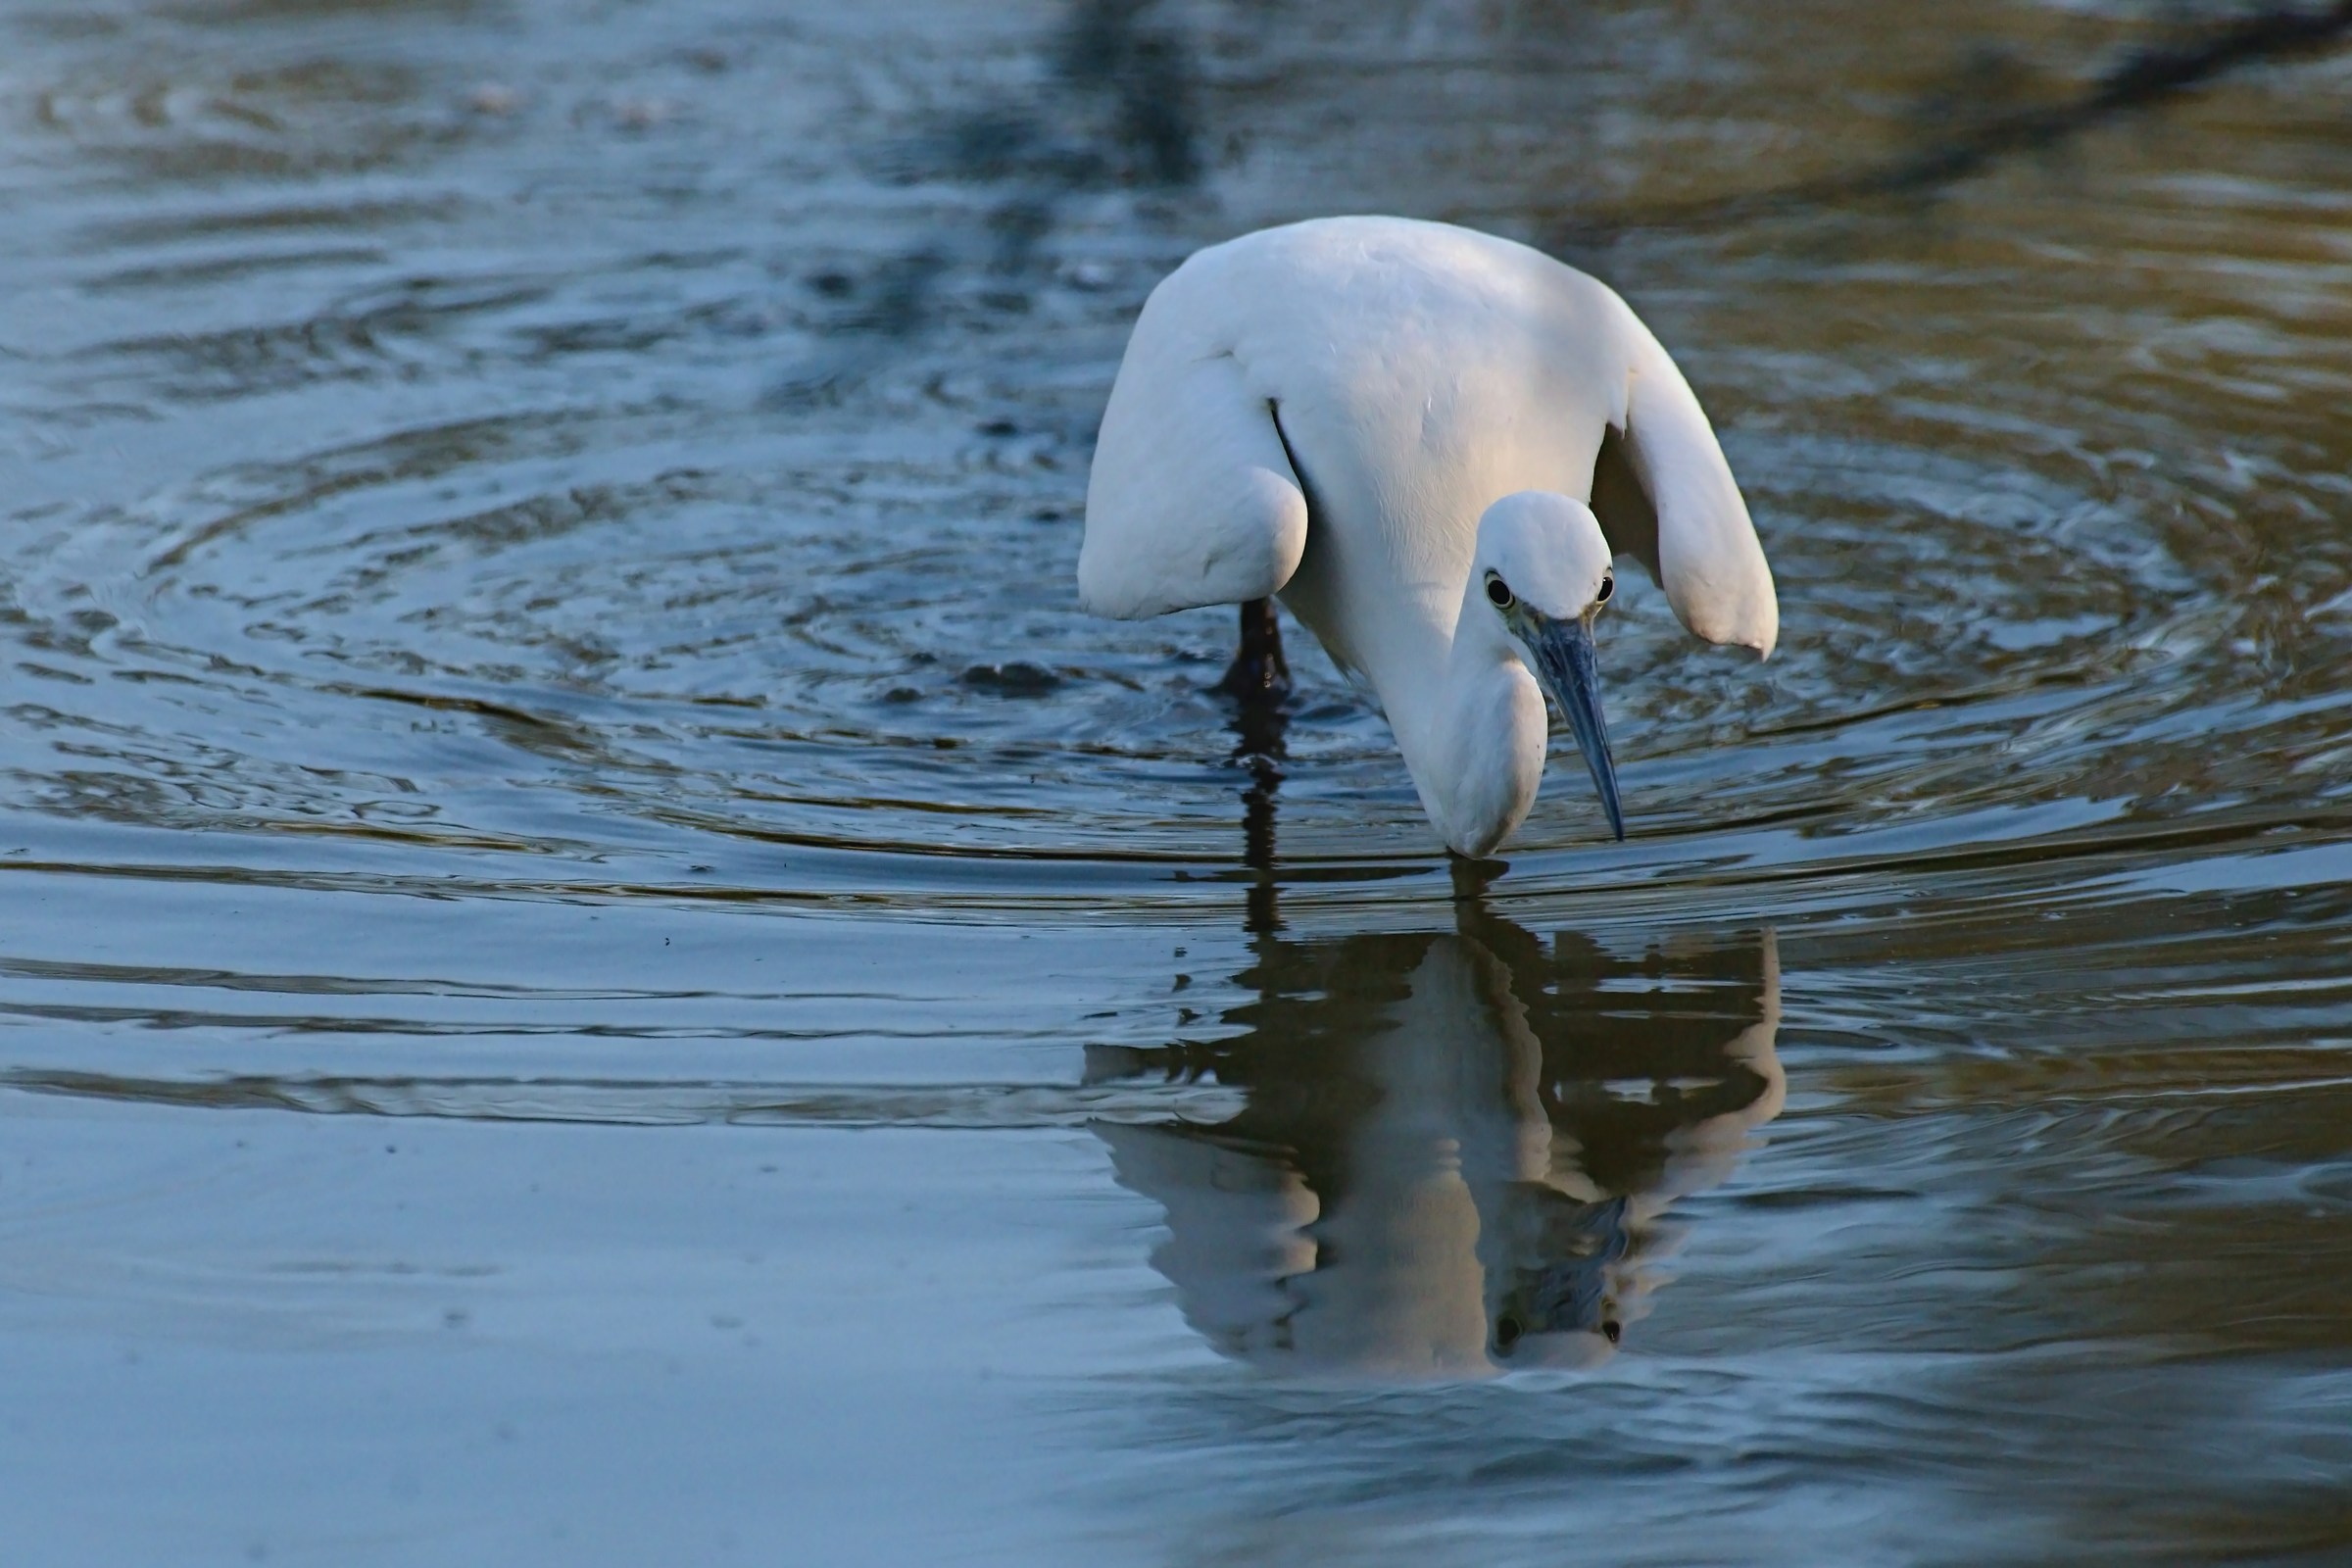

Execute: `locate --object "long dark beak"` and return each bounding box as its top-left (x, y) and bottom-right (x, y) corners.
top-left (1517, 612), bottom-right (1625, 842)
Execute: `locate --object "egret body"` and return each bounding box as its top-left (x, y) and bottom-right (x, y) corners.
top-left (1079, 216), bottom-right (1777, 857)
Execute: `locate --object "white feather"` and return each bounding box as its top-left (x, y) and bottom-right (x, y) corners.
top-left (1079, 216), bottom-right (1778, 853)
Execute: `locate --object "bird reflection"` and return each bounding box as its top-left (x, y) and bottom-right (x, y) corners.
top-left (1088, 879), bottom-right (1782, 1381)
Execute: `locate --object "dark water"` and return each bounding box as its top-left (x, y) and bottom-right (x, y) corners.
top-left (6, 1), bottom-right (2352, 1562)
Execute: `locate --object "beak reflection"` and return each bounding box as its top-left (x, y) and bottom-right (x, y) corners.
top-left (1517, 612), bottom-right (1624, 842)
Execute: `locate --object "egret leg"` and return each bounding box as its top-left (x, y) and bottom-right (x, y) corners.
top-left (1221, 597), bottom-right (1290, 764)
top-left (1216, 597), bottom-right (1291, 704)
top-left (1221, 599), bottom-right (1289, 928)
top-left (1209, 598), bottom-right (1289, 928)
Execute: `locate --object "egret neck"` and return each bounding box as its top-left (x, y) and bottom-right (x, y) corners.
top-left (1315, 489), bottom-right (1629, 859)
top-left (1380, 568), bottom-right (1550, 860)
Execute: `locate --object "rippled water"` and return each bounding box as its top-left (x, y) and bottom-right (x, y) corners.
top-left (6, 1), bottom-right (2352, 1562)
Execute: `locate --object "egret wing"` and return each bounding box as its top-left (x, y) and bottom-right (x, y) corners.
top-left (1095, 1121), bottom-right (1316, 1358)
top-left (1078, 343), bottom-right (1308, 620)
top-left (1587, 313), bottom-right (1779, 659)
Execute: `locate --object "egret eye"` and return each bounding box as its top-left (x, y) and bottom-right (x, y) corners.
top-left (1594, 574), bottom-right (1614, 606)
top-left (1485, 575), bottom-right (1514, 610)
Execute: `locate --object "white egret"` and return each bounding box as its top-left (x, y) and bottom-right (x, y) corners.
top-left (1078, 216), bottom-right (1777, 856)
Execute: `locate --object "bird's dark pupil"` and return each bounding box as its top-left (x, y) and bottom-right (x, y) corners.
top-left (1596, 576), bottom-right (1614, 604)
top-left (1486, 578), bottom-right (1512, 608)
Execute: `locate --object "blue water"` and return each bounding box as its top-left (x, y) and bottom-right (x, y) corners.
top-left (5, 1), bottom-right (2352, 1562)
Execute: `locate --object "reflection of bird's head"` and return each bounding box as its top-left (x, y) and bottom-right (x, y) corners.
top-left (1485, 1192), bottom-right (1631, 1368)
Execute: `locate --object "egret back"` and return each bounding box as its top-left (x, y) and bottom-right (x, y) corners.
top-left (1079, 216), bottom-right (1775, 669)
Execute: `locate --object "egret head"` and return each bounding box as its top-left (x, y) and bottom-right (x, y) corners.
top-left (1472, 491), bottom-right (1625, 841)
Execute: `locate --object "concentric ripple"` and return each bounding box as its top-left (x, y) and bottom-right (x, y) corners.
top-left (7, 4), bottom-right (2351, 922)
top-left (7, 3), bottom-right (2352, 1561)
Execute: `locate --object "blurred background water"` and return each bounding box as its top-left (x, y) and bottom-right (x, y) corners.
top-left (4, 1), bottom-right (2352, 1563)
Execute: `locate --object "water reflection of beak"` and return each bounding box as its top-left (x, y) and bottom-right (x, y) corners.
top-left (1512, 609), bottom-right (1625, 841)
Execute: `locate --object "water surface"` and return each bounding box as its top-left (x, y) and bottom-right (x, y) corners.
top-left (5, 1), bottom-right (2352, 1563)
